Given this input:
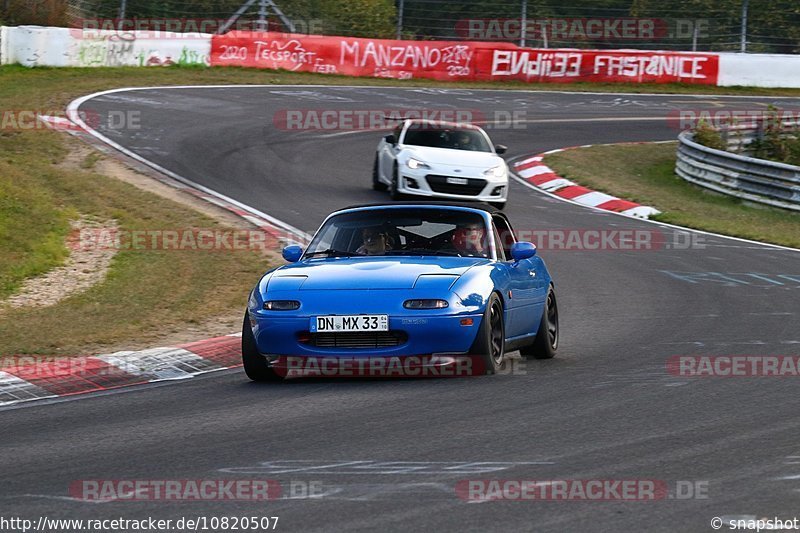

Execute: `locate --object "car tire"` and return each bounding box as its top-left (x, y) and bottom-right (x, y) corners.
top-left (372, 154), bottom-right (388, 191)
top-left (521, 285), bottom-right (558, 360)
top-left (490, 202), bottom-right (506, 210)
top-left (469, 293), bottom-right (506, 375)
top-left (390, 165), bottom-right (403, 201)
top-left (242, 311), bottom-right (282, 382)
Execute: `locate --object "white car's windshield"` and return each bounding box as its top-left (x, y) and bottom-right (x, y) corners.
top-left (402, 125), bottom-right (492, 152)
top-left (305, 208), bottom-right (491, 258)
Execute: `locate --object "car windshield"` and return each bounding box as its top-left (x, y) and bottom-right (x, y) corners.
top-left (402, 124), bottom-right (492, 152)
top-left (304, 208), bottom-right (491, 259)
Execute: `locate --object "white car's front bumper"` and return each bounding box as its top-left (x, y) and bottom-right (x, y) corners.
top-left (396, 166), bottom-right (509, 203)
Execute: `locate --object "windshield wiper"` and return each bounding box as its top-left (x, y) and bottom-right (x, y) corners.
top-left (305, 248), bottom-right (358, 258)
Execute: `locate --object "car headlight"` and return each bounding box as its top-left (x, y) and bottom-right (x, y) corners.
top-left (407, 158), bottom-right (430, 170)
top-left (263, 300), bottom-right (301, 311)
top-left (483, 164), bottom-right (505, 178)
top-left (404, 299), bottom-right (449, 309)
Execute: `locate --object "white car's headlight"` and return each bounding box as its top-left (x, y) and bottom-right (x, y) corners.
top-left (407, 158), bottom-right (430, 170)
top-left (483, 164), bottom-right (506, 178)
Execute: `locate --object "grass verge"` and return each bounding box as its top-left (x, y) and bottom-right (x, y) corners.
top-left (544, 142), bottom-right (800, 248)
top-left (0, 129), bottom-right (272, 356)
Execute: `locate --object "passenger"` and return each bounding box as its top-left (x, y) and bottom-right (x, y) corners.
top-left (357, 227), bottom-right (393, 255)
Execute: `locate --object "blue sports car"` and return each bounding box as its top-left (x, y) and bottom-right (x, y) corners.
top-left (243, 203), bottom-right (558, 380)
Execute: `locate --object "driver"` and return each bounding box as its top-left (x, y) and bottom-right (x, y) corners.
top-left (357, 226), bottom-right (393, 255)
top-left (452, 221), bottom-right (488, 256)
top-left (454, 131), bottom-right (475, 151)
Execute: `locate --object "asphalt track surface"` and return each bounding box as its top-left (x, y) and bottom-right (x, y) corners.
top-left (3, 87), bottom-right (800, 532)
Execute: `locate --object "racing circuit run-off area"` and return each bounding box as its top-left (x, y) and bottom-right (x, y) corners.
top-left (2, 1), bottom-right (800, 532)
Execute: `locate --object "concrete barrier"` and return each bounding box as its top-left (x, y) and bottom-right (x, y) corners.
top-left (718, 52), bottom-right (800, 88)
top-left (0, 25), bottom-right (211, 67)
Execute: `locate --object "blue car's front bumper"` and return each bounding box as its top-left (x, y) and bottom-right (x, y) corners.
top-left (251, 312), bottom-right (483, 358)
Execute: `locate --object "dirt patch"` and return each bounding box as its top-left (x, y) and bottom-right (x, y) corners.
top-left (2, 216), bottom-right (118, 310)
top-left (36, 136), bottom-right (279, 353)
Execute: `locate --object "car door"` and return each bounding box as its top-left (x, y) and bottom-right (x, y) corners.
top-left (493, 216), bottom-right (546, 339)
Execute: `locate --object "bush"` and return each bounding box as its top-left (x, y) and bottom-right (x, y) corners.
top-left (693, 106), bottom-right (800, 167)
top-left (287, 0), bottom-right (396, 38)
top-left (4, 0), bottom-right (68, 26)
top-left (748, 106), bottom-right (800, 166)
top-left (692, 120), bottom-right (726, 151)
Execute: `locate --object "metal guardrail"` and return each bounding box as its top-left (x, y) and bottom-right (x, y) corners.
top-left (675, 124), bottom-right (800, 212)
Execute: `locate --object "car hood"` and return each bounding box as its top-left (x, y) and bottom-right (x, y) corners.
top-left (403, 146), bottom-right (503, 168)
top-left (268, 256), bottom-right (488, 291)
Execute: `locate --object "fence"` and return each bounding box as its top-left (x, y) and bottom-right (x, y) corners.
top-left (2, 0), bottom-right (798, 54)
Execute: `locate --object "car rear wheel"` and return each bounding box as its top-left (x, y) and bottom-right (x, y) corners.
top-left (242, 311), bottom-right (282, 382)
top-left (372, 154), bottom-right (388, 191)
top-left (469, 293), bottom-right (506, 374)
top-left (490, 201), bottom-right (506, 210)
top-left (521, 285), bottom-right (558, 360)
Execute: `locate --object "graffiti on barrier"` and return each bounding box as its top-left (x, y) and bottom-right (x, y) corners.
top-left (76, 34), bottom-right (209, 67)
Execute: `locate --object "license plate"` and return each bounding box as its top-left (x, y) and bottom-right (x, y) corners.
top-left (311, 315), bottom-right (389, 332)
top-left (446, 177), bottom-right (469, 185)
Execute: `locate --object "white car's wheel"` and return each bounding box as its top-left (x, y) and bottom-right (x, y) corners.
top-left (390, 165), bottom-right (402, 200)
top-left (372, 154), bottom-right (388, 191)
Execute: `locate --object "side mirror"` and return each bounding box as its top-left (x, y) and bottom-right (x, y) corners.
top-left (510, 241), bottom-right (536, 262)
top-left (282, 245), bottom-right (303, 263)
top-left (385, 134), bottom-right (396, 145)
top-left (494, 144), bottom-right (507, 155)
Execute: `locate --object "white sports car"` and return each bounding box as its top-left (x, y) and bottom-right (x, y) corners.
top-left (373, 119), bottom-right (509, 209)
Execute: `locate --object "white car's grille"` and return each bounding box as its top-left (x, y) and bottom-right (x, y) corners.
top-left (426, 175), bottom-right (486, 196)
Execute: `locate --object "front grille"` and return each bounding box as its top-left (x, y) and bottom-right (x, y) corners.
top-left (304, 331), bottom-right (407, 348)
top-left (426, 175), bottom-right (486, 196)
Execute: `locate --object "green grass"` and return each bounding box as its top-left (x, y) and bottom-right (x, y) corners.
top-left (545, 142), bottom-right (800, 248)
top-left (0, 134), bottom-right (73, 297)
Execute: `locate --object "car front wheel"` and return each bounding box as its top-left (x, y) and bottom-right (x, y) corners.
top-left (372, 154), bottom-right (388, 191)
top-left (242, 311), bottom-right (282, 382)
top-left (469, 293), bottom-right (506, 374)
top-left (390, 165), bottom-right (403, 200)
